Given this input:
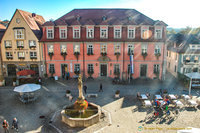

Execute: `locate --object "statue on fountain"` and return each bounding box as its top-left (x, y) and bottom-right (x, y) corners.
top-left (74, 74), bottom-right (88, 112)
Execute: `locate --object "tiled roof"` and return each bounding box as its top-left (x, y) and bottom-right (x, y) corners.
top-left (43, 9), bottom-right (167, 26)
top-left (17, 9), bottom-right (45, 39)
top-left (43, 21), bottom-right (55, 26)
top-left (84, 19), bottom-right (95, 25)
top-left (167, 34), bottom-right (200, 53)
top-left (0, 24), bottom-right (6, 29)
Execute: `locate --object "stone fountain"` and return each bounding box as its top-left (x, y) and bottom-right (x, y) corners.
top-left (61, 74), bottom-right (101, 127)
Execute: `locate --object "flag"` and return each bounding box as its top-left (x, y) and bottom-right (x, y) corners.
top-left (130, 55), bottom-right (134, 74)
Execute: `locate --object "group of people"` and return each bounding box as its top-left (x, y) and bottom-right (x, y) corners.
top-left (154, 97), bottom-right (171, 116)
top-left (2, 118), bottom-right (18, 133)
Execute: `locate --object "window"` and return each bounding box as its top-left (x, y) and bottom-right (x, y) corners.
top-left (47, 27), bottom-right (54, 39)
top-left (193, 68), bottom-right (198, 72)
top-left (87, 44), bottom-right (93, 55)
top-left (128, 44), bottom-right (134, 55)
top-left (174, 65), bottom-right (177, 72)
top-left (73, 26), bottom-right (80, 39)
top-left (114, 26), bottom-right (121, 38)
top-left (30, 52), bottom-right (37, 59)
top-left (74, 64), bottom-right (80, 74)
top-left (194, 56), bottom-right (199, 63)
top-left (59, 27), bottom-right (67, 39)
top-left (18, 52), bottom-right (25, 59)
top-left (128, 26), bottom-right (135, 39)
top-left (49, 64), bottom-right (55, 74)
top-left (61, 45), bottom-right (67, 53)
top-left (114, 44), bottom-right (120, 54)
top-left (17, 40), bottom-right (24, 48)
top-left (88, 64), bottom-right (94, 73)
top-left (154, 64), bottom-right (160, 73)
top-left (100, 26), bottom-right (108, 38)
top-left (141, 27), bottom-right (149, 39)
top-left (101, 44), bottom-right (107, 53)
top-left (155, 27), bottom-right (162, 39)
top-left (6, 52), bottom-right (13, 59)
top-left (114, 64), bottom-right (120, 75)
top-left (154, 45), bottom-right (161, 54)
top-left (29, 40), bottom-right (36, 48)
top-left (48, 45), bottom-right (54, 53)
top-left (14, 29), bottom-right (24, 39)
top-left (87, 26), bottom-right (94, 38)
top-left (74, 44), bottom-right (80, 53)
top-left (141, 44), bottom-right (147, 54)
top-left (4, 41), bottom-right (12, 48)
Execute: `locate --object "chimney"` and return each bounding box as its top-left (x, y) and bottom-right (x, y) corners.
top-left (32, 13), bottom-right (36, 17)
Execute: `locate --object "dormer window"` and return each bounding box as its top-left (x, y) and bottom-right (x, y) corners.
top-left (141, 26), bottom-right (149, 39)
top-left (128, 26), bottom-right (135, 39)
top-left (47, 27), bottom-right (54, 39)
top-left (114, 26), bottom-right (121, 38)
top-left (73, 26), bottom-right (80, 39)
top-left (59, 26), bottom-right (67, 39)
top-left (86, 26), bottom-right (94, 38)
top-left (155, 27), bottom-right (162, 39)
top-left (100, 26), bottom-right (108, 39)
top-left (102, 16), bottom-right (107, 21)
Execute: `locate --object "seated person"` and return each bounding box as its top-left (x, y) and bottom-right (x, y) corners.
top-left (137, 92), bottom-right (141, 99)
top-left (146, 93), bottom-right (150, 98)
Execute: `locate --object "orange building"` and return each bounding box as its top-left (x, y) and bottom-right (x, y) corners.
top-left (40, 9), bottom-right (167, 80)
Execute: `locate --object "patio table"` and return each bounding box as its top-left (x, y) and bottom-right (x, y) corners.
top-left (182, 94), bottom-right (190, 100)
top-left (144, 100), bottom-right (152, 106)
top-left (141, 94), bottom-right (148, 100)
top-left (173, 100), bottom-right (183, 106)
top-left (169, 94), bottom-right (177, 100)
top-left (188, 100), bottom-right (197, 106)
top-left (155, 95), bottom-right (163, 100)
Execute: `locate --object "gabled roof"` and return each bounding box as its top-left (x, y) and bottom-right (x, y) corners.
top-left (43, 8), bottom-right (167, 26)
top-left (167, 34), bottom-right (200, 53)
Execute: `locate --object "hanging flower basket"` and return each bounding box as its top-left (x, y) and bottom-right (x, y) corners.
top-left (155, 53), bottom-right (161, 60)
top-left (74, 52), bottom-right (80, 61)
top-left (128, 51), bottom-right (134, 56)
top-left (115, 52), bottom-right (120, 61)
top-left (48, 52), bottom-right (54, 60)
top-left (87, 52), bottom-right (94, 55)
top-left (61, 52), bottom-right (67, 60)
top-left (142, 52), bottom-right (148, 60)
top-left (88, 70), bottom-right (94, 77)
top-left (101, 52), bottom-right (107, 56)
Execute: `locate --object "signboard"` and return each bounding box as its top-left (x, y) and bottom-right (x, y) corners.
top-left (130, 55), bottom-right (134, 74)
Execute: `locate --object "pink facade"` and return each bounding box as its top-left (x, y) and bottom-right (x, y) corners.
top-left (40, 9), bottom-right (167, 80)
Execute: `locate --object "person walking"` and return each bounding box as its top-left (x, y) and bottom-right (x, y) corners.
top-left (83, 85), bottom-right (87, 94)
top-left (99, 83), bottom-right (103, 92)
top-left (12, 118), bottom-right (18, 132)
top-left (2, 120), bottom-right (9, 133)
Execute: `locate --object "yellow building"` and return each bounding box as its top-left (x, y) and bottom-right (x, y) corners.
top-left (1, 9), bottom-right (45, 77)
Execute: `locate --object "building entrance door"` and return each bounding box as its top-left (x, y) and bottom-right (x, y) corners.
top-left (61, 64), bottom-right (68, 78)
top-left (100, 64), bottom-right (107, 76)
top-left (30, 64), bottom-right (39, 76)
top-left (7, 64), bottom-right (16, 76)
top-left (140, 64), bottom-right (147, 77)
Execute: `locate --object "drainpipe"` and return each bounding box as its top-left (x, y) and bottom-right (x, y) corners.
top-left (44, 42), bottom-right (47, 76)
top-left (122, 41), bottom-right (125, 80)
top-left (162, 27), bottom-right (167, 81)
top-left (83, 41), bottom-right (85, 81)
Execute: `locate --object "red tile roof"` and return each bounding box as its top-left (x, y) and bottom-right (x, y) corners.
top-left (43, 9), bottom-right (167, 26)
top-left (17, 9), bottom-right (45, 39)
top-left (0, 24), bottom-right (6, 29)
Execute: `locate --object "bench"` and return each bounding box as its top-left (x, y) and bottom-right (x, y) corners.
top-left (87, 93), bottom-right (98, 98)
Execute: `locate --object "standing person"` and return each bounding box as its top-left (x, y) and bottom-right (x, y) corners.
top-left (12, 118), bottom-right (18, 132)
top-left (99, 83), bottom-right (103, 92)
top-left (2, 120), bottom-right (9, 133)
top-left (83, 85), bottom-right (87, 94)
top-left (38, 77), bottom-right (42, 85)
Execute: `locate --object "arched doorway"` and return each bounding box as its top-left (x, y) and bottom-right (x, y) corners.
top-left (7, 64), bottom-right (16, 76)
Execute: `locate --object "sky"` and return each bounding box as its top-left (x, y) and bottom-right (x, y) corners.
top-left (0, 0), bottom-right (199, 28)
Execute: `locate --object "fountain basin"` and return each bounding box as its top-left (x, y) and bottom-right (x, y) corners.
top-left (61, 102), bottom-right (101, 127)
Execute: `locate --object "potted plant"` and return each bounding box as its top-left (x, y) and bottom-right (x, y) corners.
top-left (87, 52), bottom-right (94, 55)
top-left (142, 52), bottom-right (148, 60)
top-left (61, 52), bottom-right (67, 60)
top-left (155, 53), bottom-right (161, 60)
top-left (13, 77), bottom-right (17, 86)
top-left (66, 90), bottom-right (71, 97)
top-left (74, 52), bottom-right (80, 61)
top-left (101, 52), bottom-right (107, 56)
top-left (115, 90), bottom-right (120, 98)
top-left (48, 52), bottom-right (54, 60)
top-left (115, 52), bottom-right (120, 61)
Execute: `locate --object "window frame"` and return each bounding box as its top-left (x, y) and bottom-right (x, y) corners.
top-left (29, 40), bottom-right (36, 48)
top-left (18, 52), bottom-right (25, 59)
top-left (128, 44), bottom-right (134, 55)
top-left (60, 44), bottom-right (67, 54)
top-left (114, 44), bottom-right (121, 54)
top-left (154, 44), bottom-right (161, 54)
top-left (14, 29), bottom-right (25, 39)
top-left (100, 26), bottom-right (108, 39)
top-left (141, 26), bottom-right (149, 39)
top-left (114, 26), bottom-right (121, 39)
top-left (74, 64), bottom-right (80, 72)
top-left (30, 51), bottom-right (37, 59)
top-left (49, 64), bottom-right (55, 74)
top-left (87, 44), bottom-right (93, 54)
top-left (128, 26), bottom-right (135, 39)
top-left (114, 64), bottom-right (120, 74)
top-left (6, 52), bottom-right (13, 59)
top-left (4, 40), bottom-right (12, 48)
top-left (141, 44), bottom-right (148, 54)
top-left (154, 27), bottom-right (162, 39)
top-left (74, 43), bottom-right (80, 53)
top-left (86, 26), bottom-right (94, 39)
top-left (46, 27), bottom-right (54, 39)
top-left (73, 26), bottom-right (80, 39)
top-left (48, 45), bottom-right (54, 54)
top-left (154, 64), bottom-right (160, 73)
top-left (100, 44), bottom-right (107, 53)
top-left (59, 26), bottom-right (67, 39)
top-left (87, 64), bottom-right (94, 72)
